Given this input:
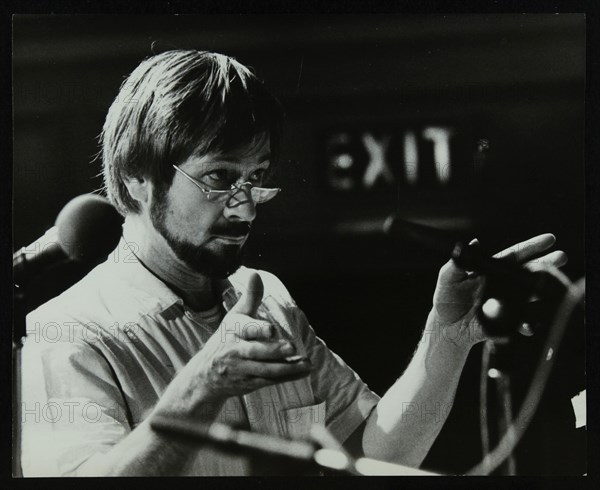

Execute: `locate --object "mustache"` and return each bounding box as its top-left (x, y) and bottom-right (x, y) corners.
top-left (209, 222), bottom-right (252, 238)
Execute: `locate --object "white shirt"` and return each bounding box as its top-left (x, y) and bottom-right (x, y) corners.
top-left (21, 239), bottom-right (380, 476)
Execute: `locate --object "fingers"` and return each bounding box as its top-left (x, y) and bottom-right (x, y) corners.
top-left (524, 249), bottom-right (568, 269)
top-left (235, 316), bottom-right (275, 340)
top-left (441, 234), bottom-right (564, 285)
top-left (441, 238), bottom-right (481, 283)
top-left (493, 233), bottom-right (556, 263)
top-left (233, 358), bottom-right (312, 380)
top-left (237, 339), bottom-right (297, 361)
top-left (250, 371), bottom-right (315, 388)
top-left (230, 272), bottom-right (264, 316)
top-left (241, 370), bottom-right (314, 394)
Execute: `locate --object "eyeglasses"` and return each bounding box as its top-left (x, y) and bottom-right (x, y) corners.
top-left (172, 165), bottom-right (281, 205)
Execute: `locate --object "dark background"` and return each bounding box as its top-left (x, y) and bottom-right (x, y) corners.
top-left (12, 14), bottom-right (586, 475)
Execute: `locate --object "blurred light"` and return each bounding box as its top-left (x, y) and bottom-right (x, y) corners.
top-left (403, 131), bottom-right (418, 185)
top-left (334, 153), bottom-right (353, 169)
top-left (518, 322), bottom-right (534, 336)
top-left (482, 298), bottom-right (503, 320)
top-left (314, 449), bottom-right (349, 471)
top-left (423, 127), bottom-right (452, 184)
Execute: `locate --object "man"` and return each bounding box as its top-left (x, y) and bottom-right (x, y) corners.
top-left (20, 50), bottom-right (567, 476)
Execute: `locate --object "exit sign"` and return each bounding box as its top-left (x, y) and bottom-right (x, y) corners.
top-left (320, 123), bottom-right (480, 192)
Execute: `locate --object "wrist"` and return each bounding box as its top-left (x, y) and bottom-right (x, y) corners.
top-left (424, 309), bottom-right (478, 354)
top-left (155, 378), bottom-right (227, 424)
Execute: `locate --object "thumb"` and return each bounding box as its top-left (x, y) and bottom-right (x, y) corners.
top-left (230, 272), bottom-right (264, 317)
top-left (443, 238), bottom-right (481, 282)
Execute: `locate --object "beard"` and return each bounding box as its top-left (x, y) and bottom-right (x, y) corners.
top-left (150, 188), bottom-right (248, 279)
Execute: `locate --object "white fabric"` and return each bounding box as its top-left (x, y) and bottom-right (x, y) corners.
top-left (20, 239), bottom-right (379, 476)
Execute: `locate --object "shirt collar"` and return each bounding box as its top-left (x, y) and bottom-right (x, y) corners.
top-left (106, 235), bottom-right (241, 315)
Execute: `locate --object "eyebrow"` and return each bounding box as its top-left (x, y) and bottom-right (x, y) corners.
top-left (189, 156), bottom-right (271, 176)
top-left (211, 152), bottom-right (271, 164)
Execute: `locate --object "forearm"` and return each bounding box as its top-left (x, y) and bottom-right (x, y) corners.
top-left (362, 310), bottom-right (472, 467)
top-left (74, 417), bottom-right (197, 476)
top-left (74, 389), bottom-right (226, 476)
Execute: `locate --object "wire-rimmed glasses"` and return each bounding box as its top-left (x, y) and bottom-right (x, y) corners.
top-left (172, 164), bottom-right (281, 205)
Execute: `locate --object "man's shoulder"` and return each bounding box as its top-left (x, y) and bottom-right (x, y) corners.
top-left (26, 259), bottom-right (144, 329)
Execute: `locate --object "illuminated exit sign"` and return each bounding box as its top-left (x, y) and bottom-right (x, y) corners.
top-left (320, 123), bottom-right (479, 192)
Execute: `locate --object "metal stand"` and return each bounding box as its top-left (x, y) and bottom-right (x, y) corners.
top-left (485, 342), bottom-right (516, 475)
top-left (13, 285), bottom-right (26, 477)
top-left (150, 415), bottom-right (442, 476)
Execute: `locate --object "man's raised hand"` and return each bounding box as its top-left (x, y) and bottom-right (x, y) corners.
top-left (156, 273), bottom-right (312, 419)
top-left (431, 233), bottom-right (568, 348)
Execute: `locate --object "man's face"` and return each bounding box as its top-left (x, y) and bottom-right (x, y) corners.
top-left (150, 134), bottom-right (272, 278)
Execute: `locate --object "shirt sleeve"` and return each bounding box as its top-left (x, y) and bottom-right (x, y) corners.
top-left (290, 306), bottom-right (381, 445)
top-left (20, 325), bottom-right (131, 477)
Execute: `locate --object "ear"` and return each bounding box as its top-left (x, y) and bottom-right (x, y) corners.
top-left (123, 176), bottom-right (149, 206)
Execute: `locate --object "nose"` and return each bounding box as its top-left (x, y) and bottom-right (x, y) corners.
top-left (222, 186), bottom-right (257, 223)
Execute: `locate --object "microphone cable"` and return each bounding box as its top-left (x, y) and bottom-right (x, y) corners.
top-left (467, 271), bottom-right (585, 475)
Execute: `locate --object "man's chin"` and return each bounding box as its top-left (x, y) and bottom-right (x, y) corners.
top-left (149, 202), bottom-right (245, 278)
top-left (178, 244), bottom-right (245, 279)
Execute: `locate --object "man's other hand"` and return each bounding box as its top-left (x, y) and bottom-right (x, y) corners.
top-left (430, 233), bottom-right (568, 348)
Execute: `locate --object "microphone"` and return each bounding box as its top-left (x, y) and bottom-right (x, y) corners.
top-left (383, 215), bottom-right (567, 340)
top-left (13, 194), bottom-right (123, 285)
top-left (382, 214), bottom-right (528, 278)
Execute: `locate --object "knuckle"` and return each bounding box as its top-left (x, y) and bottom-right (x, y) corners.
top-left (279, 340), bottom-right (294, 355)
top-left (212, 357), bottom-right (229, 376)
top-left (257, 322), bottom-right (272, 338)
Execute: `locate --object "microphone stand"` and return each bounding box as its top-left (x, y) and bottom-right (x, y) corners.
top-left (13, 252), bottom-right (42, 478)
top-left (382, 216), bottom-right (580, 475)
top-left (13, 281), bottom-right (27, 477)
top-left (451, 242), bottom-right (577, 475)
top-left (483, 341), bottom-right (517, 475)
top-left (12, 254), bottom-right (72, 478)
top-left (149, 415), bottom-right (441, 476)
top-left (150, 415), bottom-right (345, 476)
